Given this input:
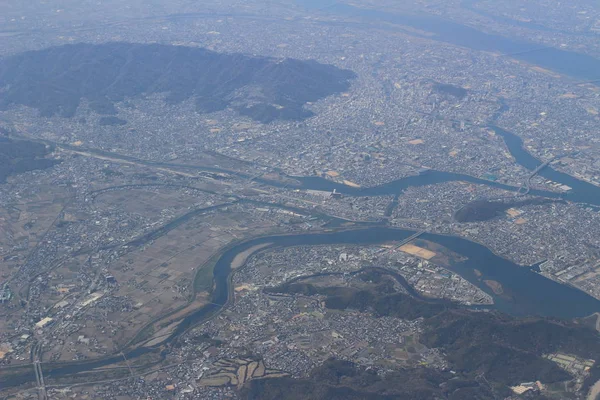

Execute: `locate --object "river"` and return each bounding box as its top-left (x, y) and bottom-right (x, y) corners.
top-left (297, 1), bottom-right (600, 82)
top-left (5, 6), bottom-right (600, 385)
top-left (16, 99), bottom-right (598, 392)
top-left (294, 126), bottom-right (600, 207)
top-left (3, 226), bottom-right (600, 390)
top-left (202, 227), bottom-right (600, 320)
top-left (491, 126), bottom-right (600, 206)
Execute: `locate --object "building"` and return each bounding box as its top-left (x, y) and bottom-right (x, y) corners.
top-left (0, 284), bottom-right (12, 303)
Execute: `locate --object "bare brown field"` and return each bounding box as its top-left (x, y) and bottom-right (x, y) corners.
top-left (30, 202), bottom-right (283, 361)
top-left (399, 243), bottom-right (436, 260)
top-left (93, 187), bottom-right (204, 219)
top-left (0, 185), bottom-right (70, 280)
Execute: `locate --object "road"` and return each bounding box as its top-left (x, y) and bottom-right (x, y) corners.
top-left (517, 158), bottom-right (553, 196)
top-left (32, 343), bottom-right (47, 400)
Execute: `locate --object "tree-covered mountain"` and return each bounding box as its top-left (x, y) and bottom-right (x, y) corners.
top-left (264, 269), bottom-right (600, 397)
top-left (0, 136), bottom-right (59, 183)
top-left (0, 42), bottom-right (355, 123)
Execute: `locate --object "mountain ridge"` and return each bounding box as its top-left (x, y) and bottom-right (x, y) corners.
top-left (0, 42), bottom-right (356, 123)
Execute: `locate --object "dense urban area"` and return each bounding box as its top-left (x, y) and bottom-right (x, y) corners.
top-left (1, 0), bottom-right (600, 399)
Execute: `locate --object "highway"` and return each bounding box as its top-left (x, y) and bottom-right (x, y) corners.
top-left (395, 230), bottom-right (426, 248)
top-left (32, 343), bottom-right (47, 400)
top-left (516, 158), bottom-right (553, 196)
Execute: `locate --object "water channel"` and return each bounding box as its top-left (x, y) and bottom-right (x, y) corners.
top-left (297, 1), bottom-right (600, 82)
top-left (5, 5), bottom-right (600, 388)
top-left (11, 112), bottom-right (598, 390)
top-left (294, 126), bottom-right (600, 207)
top-left (3, 225), bottom-right (600, 390)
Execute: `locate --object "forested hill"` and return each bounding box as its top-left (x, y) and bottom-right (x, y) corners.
top-left (0, 136), bottom-right (59, 183)
top-left (0, 42), bottom-right (355, 123)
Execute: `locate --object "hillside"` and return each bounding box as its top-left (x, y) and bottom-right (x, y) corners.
top-left (241, 358), bottom-right (498, 400)
top-left (454, 198), bottom-right (561, 222)
top-left (265, 270), bottom-right (600, 395)
top-left (0, 136), bottom-right (59, 183)
top-left (0, 43), bottom-right (355, 123)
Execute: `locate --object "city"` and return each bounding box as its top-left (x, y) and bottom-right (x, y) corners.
top-left (1, 0), bottom-right (600, 399)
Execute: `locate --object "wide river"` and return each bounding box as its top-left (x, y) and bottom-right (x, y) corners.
top-left (3, 225), bottom-right (600, 390)
top-left (298, 1), bottom-right (600, 82)
top-left (7, 106), bottom-right (600, 392)
top-left (5, 5), bottom-right (600, 389)
top-left (4, 140), bottom-right (600, 390)
top-left (291, 126), bottom-right (600, 207)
